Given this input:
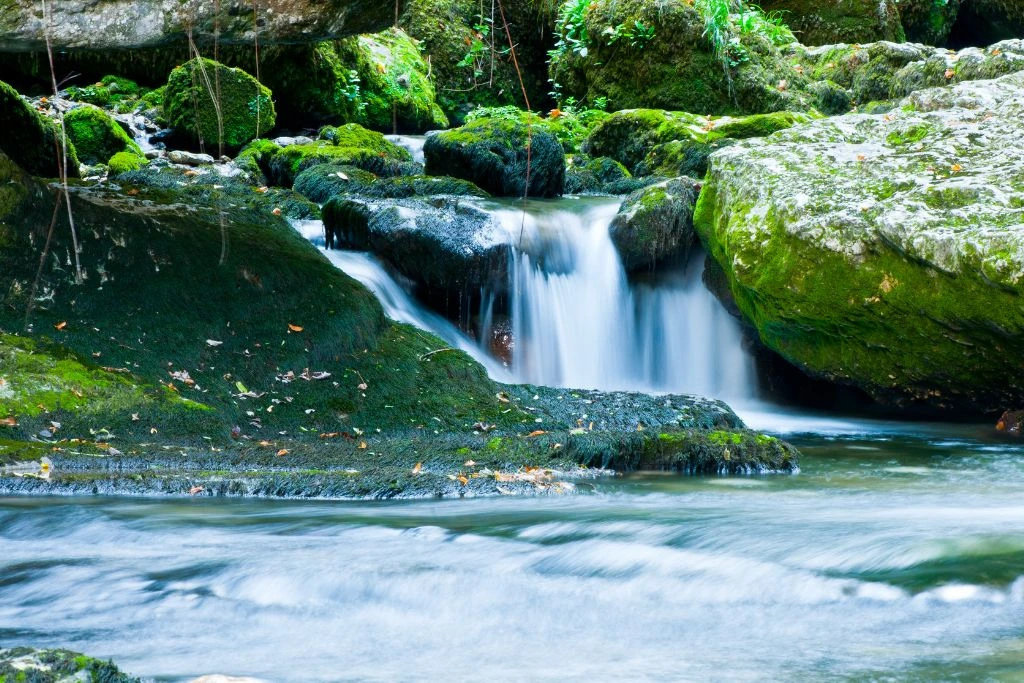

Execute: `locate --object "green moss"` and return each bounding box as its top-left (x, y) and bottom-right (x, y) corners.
top-left (640, 428), bottom-right (796, 473)
top-left (107, 150), bottom-right (146, 174)
top-left (164, 58), bottom-right (276, 151)
top-left (65, 105), bottom-right (141, 165)
top-left (267, 125), bottom-right (413, 187)
top-left (335, 27), bottom-right (448, 133)
top-left (0, 79), bottom-right (80, 178)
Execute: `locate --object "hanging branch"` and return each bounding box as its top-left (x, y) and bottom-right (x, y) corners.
top-left (41, 0), bottom-right (83, 286)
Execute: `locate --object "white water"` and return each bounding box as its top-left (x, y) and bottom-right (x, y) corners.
top-left (487, 197), bottom-right (754, 400)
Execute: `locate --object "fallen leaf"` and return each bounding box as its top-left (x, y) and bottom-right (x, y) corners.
top-left (206, 339), bottom-right (224, 347)
top-left (272, 207), bottom-right (282, 216)
top-left (526, 430), bottom-right (546, 437)
top-left (258, 440), bottom-right (272, 447)
top-left (288, 324), bottom-right (304, 332)
top-left (457, 474), bottom-right (469, 485)
top-left (320, 432), bottom-right (340, 439)
top-left (358, 441), bottom-right (367, 449)
top-left (189, 485), bottom-right (204, 495)
top-left (55, 321), bottom-right (67, 330)
top-left (950, 163), bottom-right (963, 172)
top-left (0, 417), bottom-right (17, 427)
top-left (944, 68), bottom-right (955, 79)
top-left (357, 382), bottom-right (368, 391)
top-left (276, 448), bottom-right (289, 457)
top-left (464, 459), bottom-right (476, 467)
top-left (412, 462), bottom-right (422, 474)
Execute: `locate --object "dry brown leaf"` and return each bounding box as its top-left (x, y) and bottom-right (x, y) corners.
top-left (258, 440), bottom-right (272, 447)
top-left (457, 474), bottom-right (468, 485)
top-left (54, 321), bottom-right (67, 330)
top-left (0, 417), bottom-right (17, 427)
top-left (276, 448), bottom-right (289, 457)
top-left (412, 462), bottom-right (422, 474)
top-left (526, 430), bottom-right (546, 438)
top-left (288, 324), bottom-right (304, 332)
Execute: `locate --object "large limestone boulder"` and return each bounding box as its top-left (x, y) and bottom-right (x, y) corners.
top-left (0, 0), bottom-right (401, 51)
top-left (695, 70), bottom-right (1024, 411)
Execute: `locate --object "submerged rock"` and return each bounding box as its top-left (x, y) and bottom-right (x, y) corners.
top-left (164, 58), bottom-right (276, 152)
top-left (424, 117), bottom-right (565, 198)
top-left (609, 178), bottom-right (700, 273)
top-left (696, 69), bottom-right (1024, 411)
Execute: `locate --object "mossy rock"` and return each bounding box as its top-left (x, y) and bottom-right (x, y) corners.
top-left (464, 105), bottom-right (609, 154)
top-left (0, 647), bottom-right (140, 683)
top-left (549, 0), bottom-right (810, 116)
top-left (65, 104), bottom-right (141, 165)
top-left (108, 150), bottom-right (146, 174)
top-left (295, 163), bottom-right (488, 204)
top-left (609, 177), bottom-right (700, 272)
top-left (585, 108), bottom-right (814, 176)
top-left (0, 79), bottom-right (80, 178)
top-left (424, 117), bottom-right (565, 198)
top-left (565, 155), bottom-right (632, 194)
top-left (756, 0), bottom-right (904, 45)
top-left (267, 124), bottom-right (414, 187)
top-left (335, 27), bottom-right (449, 133)
top-left (64, 74), bottom-right (149, 113)
top-left (694, 69), bottom-right (1024, 412)
top-left (164, 57), bottom-right (276, 152)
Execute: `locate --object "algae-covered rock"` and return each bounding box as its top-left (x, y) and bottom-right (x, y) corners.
top-left (695, 70), bottom-right (1024, 411)
top-left (164, 58), bottom-right (276, 151)
top-left (0, 647), bottom-right (139, 683)
top-left (585, 108), bottom-right (814, 176)
top-left (755, 0), bottom-right (904, 45)
top-left (295, 163), bottom-right (488, 204)
top-left (266, 124), bottom-right (415, 186)
top-left (336, 27), bottom-right (449, 133)
top-left (322, 195), bottom-right (510, 293)
top-left (549, 0), bottom-right (809, 116)
top-left (609, 178), bottom-right (700, 273)
top-left (424, 117), bottom-right (566, 197)
top-left (65, 104), bottom-right (142, 165)
top-left (0, 79), bottom-right (80, 178)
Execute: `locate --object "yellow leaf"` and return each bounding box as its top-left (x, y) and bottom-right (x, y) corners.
top-left (55, 321), bottom-right (67, 330)
top-left (950, 164), bottom-right (963, 173)
top-left (412, 462), bottom-right (422, 474)
top-left (358, 441), bottom-right (367, 449)
top-left (457, 474), bottom-right (468, 485)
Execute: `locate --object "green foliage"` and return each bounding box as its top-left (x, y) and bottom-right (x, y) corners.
top-left (696, 0), bottom-right (795, 73)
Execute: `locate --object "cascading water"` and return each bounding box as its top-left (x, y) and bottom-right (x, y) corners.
top-left (485, 197), bottom-right (756, 400)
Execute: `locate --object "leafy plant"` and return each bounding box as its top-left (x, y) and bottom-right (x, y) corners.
top-left (341, 69), bottom-right (367, 116)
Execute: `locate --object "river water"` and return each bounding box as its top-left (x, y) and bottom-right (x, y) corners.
top-left (3, 425), bottom-right (1024, 681)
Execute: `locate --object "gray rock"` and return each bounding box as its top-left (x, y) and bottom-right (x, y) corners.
top-left (696, 69), bottom-right (1024, 411)
top-left (167, 150), bottom-right (216, 166)
top-left (0, 0), bottom-right (400, 51)
top-left (610, 178), bottom-right (700, 273)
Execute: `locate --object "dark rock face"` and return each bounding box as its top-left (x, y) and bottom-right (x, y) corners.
top-left (0, 79), bottom-right (80, 178)
top-left (756, 0), bottom-right (904, 45)
top-left (424, 118), bottom-right (566, 198)
top-left (0, 0), bottom-right (402, 51)
top-left (609, 178), bottom-right (700, 273)
top-left (322, 195), bottom-right (511, 294)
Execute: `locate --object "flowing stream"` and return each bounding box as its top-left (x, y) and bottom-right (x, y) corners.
top-left (10, 160), bottom-right (1022, 679)
top-left (3, 429), bottom-right (1024, 681)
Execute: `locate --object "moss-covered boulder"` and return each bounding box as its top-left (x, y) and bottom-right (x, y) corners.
top-left (63, 75), bottom-right (148, 113)
top-left (549, 0), bottom-right (809, 116)
top-left (424, 117), bottom-right (565, 197)
top-left (322, 195), bottom-right (510, 293)
top-left (0, 647), bottom-right (139, 683)
top-left (695, 69), bottom-right (1024, 412)
top-left (65, 104), bottom-right (142, 166)
top-left (265, 124), bottom-right (416, 187)
top-left (400, 0), bottom-right (553, 122)
top-left (565, 155), bottom-right (638, 194)
top-left (0, 79), bottom-right (79, 178)
top-left (336, 27), bottom-right (449, 133)
top-left (898, 0), bottom-right (963, 45)
top-left (295, 163), bottom-right (487, 204)
top-left (756, 0), bottom-right (904, 45)
top-left (164, 58), bottom-right (276, 152)
top-left (609, 178), bottom-right (700, 272)
top-left (585, 108), bottom-right (815, 176)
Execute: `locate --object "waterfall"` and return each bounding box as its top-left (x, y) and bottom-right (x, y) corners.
top-left (486, 197), bottom-right (756, 400)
